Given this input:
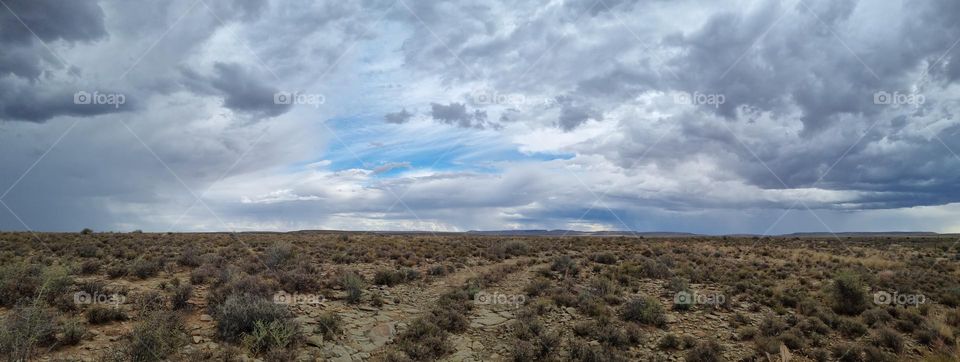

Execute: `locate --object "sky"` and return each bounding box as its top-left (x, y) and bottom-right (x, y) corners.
top-left (1, 0), bottom-right (959, 234)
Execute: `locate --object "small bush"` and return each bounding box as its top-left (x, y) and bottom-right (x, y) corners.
top-left (86, 305), bottom-right (128, 324)
top-left (621, 295), bottom-right (667, 328)
top-left (59, 318), bottom-right (86, 346)
top-left (590, 252), bottom-right (617, 265)
top-left (170, 283), bottom-right (193, 310)
top-left (122, 311), bottom-right (185, 362)
top-left (861, 308), bottom-right (893, 327)
top-left (524, 278), bottom-right (552, 297)
top-left (831, 342), bottom-right (864, 362)
top-left (829, 272), bottom-right (867, 315)
top-left (374, 269), bottom-right (410, 286)
top-left (567, 339), bottom-right (628, 362)
top-left (394, 319), bottom-right (451, 361)
top-left (206, 273), bottom-right (277, 312)
top-left (871, 327), bottom-right (903, 354)
top-left (488, 240), bottom-right (529, 259)
top-left (0, 305), bottom-right (58, 361)
top-left (315, 312), bottom-right (342, 341)
top-left (106, 264), bottom-right (128, 279)
top-left (264, 242), bottom-right (294, 269)
top-left (758, 315), bottom-right (787, 336)
top-left (835, 317), bottom-right (867, 338)
top-left (338, 271), bottom-right (365, 304)
top-left (550, 256), bottom-right (579, 277)
top-left (685, 339), bottom-right (724, 362)
top-left (659, 333), bottom-right (681, 350)
top-left (130, 258), bottom-right (160, 279)
top-left (215, 294), bottom-right (292, 343)
top-left (427, 265), bottom-right (452, 276)
top-left (178, 245), bottom-right (201, 267)
top-left (511, 317), bottom-right (560, 360)
top-left (189, 263), bottom-right (217, 284)
top-left (242, 319), bottom-right (300, 355)
top-left (428, 306), bottom-right (469, 333)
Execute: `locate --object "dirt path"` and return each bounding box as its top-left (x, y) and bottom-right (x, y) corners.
top-left (441, 263), bottom-right (546, 362)
top-left (300, 258), bottom-right (532, 362)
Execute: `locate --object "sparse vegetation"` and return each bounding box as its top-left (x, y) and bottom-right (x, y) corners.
top-left (0, 232), bottom-right (957, 360)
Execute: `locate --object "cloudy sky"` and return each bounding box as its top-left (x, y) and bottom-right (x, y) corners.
top-left (1, 0), bottom-right (959, 234)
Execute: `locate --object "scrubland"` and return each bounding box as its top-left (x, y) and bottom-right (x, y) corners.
top-left (1, 231), bottom-right (959, 361)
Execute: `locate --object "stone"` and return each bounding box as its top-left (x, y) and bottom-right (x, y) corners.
top-left (329, 345), bottom-right (353, 362)
top-left (193, 336), bottom-right (204, 344)
top-left (473, 310), bottom-right (508, 326)
top-left (306, 335), bottom-right (325, 348)
top-left (366, 322), bottom-right (396, 347)
top-left (200, 314), bottom-right (213, 322)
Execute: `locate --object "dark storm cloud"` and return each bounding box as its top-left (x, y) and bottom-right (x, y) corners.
top-left (556, 96), bottom-right (603, 131)
top-left (207, 63), bottom-right (291, 118)
top-left (384, 108), bottom-right (413, 124)
top-left (0, 0), bottom-right (127, 122)
top-left (430, 102), bottom-right (490, 129)
top-left (0, 0), bottom-right (106, 49)
top-left (0, 0), bottom-right (105, 79)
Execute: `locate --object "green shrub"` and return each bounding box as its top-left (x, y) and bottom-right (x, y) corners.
top-left (122, 311), bottom-right (185, 362)
top-left (590, 252), bottom-right (617, 265)
top-left (835, 317), bottom-right (867, 338)
top-left (130, 258), bottom-right (160, 279)
top-left (861, 308), bottom-right (892, 327)
top-left (685, 339), bottom-right (724, 362)
top-left (758, 315), bottom-right (787, 336)
top-left (829, 272), bottom-right (867, 315)
top-left (621, 295), bottom-right (667, 328)
top-left (59, 318), bottom-right (85, 345)
top-left (394, 319), bottom-right (451, 361)
top-left (0, 305), bottom-right (58, 361)
top-left (550, 256), bottom-right (579, 277)
top-left (511, 317), bottom-right (560, 360)
top-left (374, 269), bottom-right (409, 286)
top-left (488, 240), bottom-right (529, 259)
top-left (214, 294), bottom-right (291, 343)
top-left (315, 312), bottom-right (342, 341)
top-left (206, 273), bottom-right (277, 312)
top-left (567, 339), bottom-right (628, 362)
top-left (170, 283), bottom-right (193, 310)
top-left (0, 263), bottom-right (70, 307)
top-left (523, 278), bottom-right (552, 297)
top-left (242, 319), bottom-right (300, 354)
top-left (658, 333), bottom-right (681, 350)
top-left (831, 342), bottom-right (864, 362)
top-left (871, 327), bottom-right (903, 354)
top-left (177, 245), bottom-right (201, 267)
top-left (338, 271), bottom-right (365, 304)
top-left (264, 242), bottom-right (294, 269)
top-left (86, 305), bottom-right (128, 324)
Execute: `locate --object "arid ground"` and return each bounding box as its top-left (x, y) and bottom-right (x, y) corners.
top-left (1, 232), bottom-right (959, 361)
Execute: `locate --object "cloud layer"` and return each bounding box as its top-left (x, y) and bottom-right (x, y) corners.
top-left (1, 0), bottom-right (959, 234)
